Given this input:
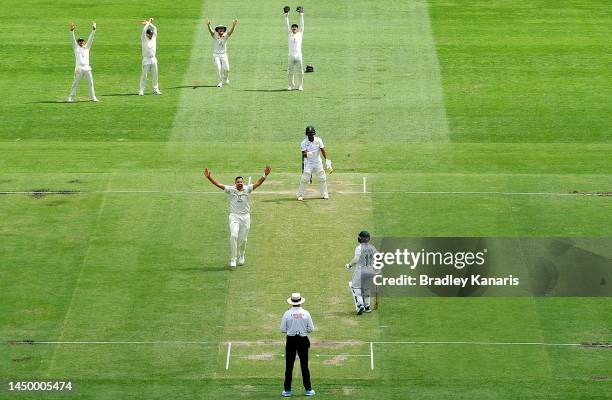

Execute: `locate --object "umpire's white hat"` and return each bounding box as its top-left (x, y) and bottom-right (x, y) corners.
top-left (287, 293), bottom-right (305, 305)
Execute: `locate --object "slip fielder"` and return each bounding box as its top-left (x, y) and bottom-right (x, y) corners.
top-left (284, 6), bottom-right (305, 91)
top-left (139, 18), bottom-right (162, 96)
top-left (67, 21), bottom-right (98, 102)
top-left (206, 18), bottom-right (238, 87)
top-left (204, 166), bottom-right (271, 268)
top-left (345, 231), bottom-right (380, 314)
top-left (298, 125), bottom-right (332, 201)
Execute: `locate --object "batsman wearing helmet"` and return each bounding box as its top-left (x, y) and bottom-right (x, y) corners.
top-left (298, 125), bottom-right (332, 201)
top-left (345, 231), bottom-right (379, 315)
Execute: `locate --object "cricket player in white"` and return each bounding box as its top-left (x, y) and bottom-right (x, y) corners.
top-left (206, 18), bottom-right (238, 87)
top-left (345, 231), bottom-right (379, 315)
top-left (284, 9), bottom-right (305, 90)
top-left (298, 126), bottom-right (332, 201)
top-left (139, 18), bottom-right (161, 96)
top-left (204, 165), bottom-right (271, 268)
top-left (67, 21), bottom-right (98, 102)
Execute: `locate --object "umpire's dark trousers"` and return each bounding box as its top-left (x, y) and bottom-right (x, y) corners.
top-left (284, 335), bottom-right (312, 391)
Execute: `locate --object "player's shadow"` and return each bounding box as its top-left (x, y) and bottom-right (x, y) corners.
top-left (259, 197), bottom-right (302, 203)
top-left (102, 93), bottom-right (141, 97)
top-left (28, 100), bottom-right (86, 104)
top-left (171, 85), bottom-right (219, 89)
top-left (242, 89), bottom-right (289, 93)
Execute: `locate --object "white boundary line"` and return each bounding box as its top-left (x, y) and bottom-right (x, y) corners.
top-left (4, 339), bottom-right (600, 347)
top-left (225, 342), bottom-right (232, 370)
top-left (0, 190), bottom-right (609, 197)
top-left (370, 342), bottom-right (374, 370)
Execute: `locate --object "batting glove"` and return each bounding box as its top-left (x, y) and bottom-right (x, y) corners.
top-left (325, 159), bottom-right (332, 169)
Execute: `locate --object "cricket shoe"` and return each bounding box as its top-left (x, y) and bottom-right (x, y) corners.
top-left (91, 97), bottom-right (99, 102)
top-left (298, 86), bottom-right (303, 91)
top-left (217, 82), bottom-right (223, 88)
top-left (305, 389), bottom-right (315, 396)
top-left (282, 390), bottom-right (292, 397)
top-left (357, 305), bottom-right (365, 315)
top-left (297, 196), bottom-right (304, 201)
top-left (138, 91), bottom-right (144, 96)
top-left (238, 255), bottom-right (245, 266)
top-left (67, 97), bottom-right (73, 103)
top-left (154, 90), bottom-right (162, 95)
top-left (229, 259), bottom-right (237, 269)
top-left (224, 78), bottom-right (230, 84)
top-left (288, 86), bottom-right (294, 91)
top-left (364, 306), bottom-right (372, 313)
top-left (322, 194), bottom-right (329, 199)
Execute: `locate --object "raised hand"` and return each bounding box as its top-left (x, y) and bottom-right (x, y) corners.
top-left (264, 165), bottom-right (272, 176)
top-left (204, 167), bottom-right (211, 178)
top-left (92, 21), bottom-right (96, 30)
top-left (69, 21), bottom-right (75, 31)
top-left (207, 18), bottom-right (211, 26)
top-left (232, 19), bottom-right (238, 25)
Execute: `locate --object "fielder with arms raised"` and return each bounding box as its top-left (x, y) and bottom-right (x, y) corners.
top-left (204, 166), bottom-right (271, 268)
top-left (139, 18), bottom-right (161, 96)
top-left (67, 21), bottom-right (98, 102)
top-left (345, 231), bottom-right (379, 315)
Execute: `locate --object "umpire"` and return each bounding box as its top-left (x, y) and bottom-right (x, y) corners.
top-left (280, 293), bottom-right (315, 397)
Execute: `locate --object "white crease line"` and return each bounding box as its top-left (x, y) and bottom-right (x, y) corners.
top-left (4, 340), bottom-right (593, 347)
top-left (225, 342), bottom-right (232, 370)
top-left (370, 342), bottom-right (374, 370)
top-left (0, 190), bottom-right (608, 197)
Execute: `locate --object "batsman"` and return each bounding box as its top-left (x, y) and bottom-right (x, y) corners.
top-left (297, 125), bottom-right (332, 201)
top-left (345, 231), bottom-right (379, 315)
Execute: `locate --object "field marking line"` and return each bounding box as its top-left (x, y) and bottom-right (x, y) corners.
top-left (225, 342), bottom-right (232, 370)
top-left (363, 177), bottom-right (367, 194)
top-left (370, 342), bottom-right (374, 370)
top-left (3, 339), bottom-right (592, 347)
top-left (1, 190), bottom-right (608, 197)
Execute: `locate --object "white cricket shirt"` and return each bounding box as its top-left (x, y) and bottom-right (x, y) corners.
top-left (301, 136), bottom-right (325, 167)
top-left (71, 31), bottom-right (95, 72)
top-left (280, 307), bottom-right (314, 337)
top-left (224, 184), bottom-right (253, 215)
top-left (285, 14), bottom-right (304, 57)
top-left (212, 32), bottom-right (229, 55)
top-left (141, 22), bottom-right (157, 59)
top-left (351, 243), bottom-right (378, 288)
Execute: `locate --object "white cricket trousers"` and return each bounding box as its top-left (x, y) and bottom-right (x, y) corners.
top-left (349, 283), bottom-right (371, 310)
top-left (288, 54), bottom-right (304, 89)
top-left (298, 163), bottom-right (327, 198)
top-left (229, 213), bottom-right (250, 261)
top-left (140, 57), bottom-right (159, 93)
top-left (69, 69), bottom-right (96, 99)
top-left (213, 54), bottom-right (230, 84)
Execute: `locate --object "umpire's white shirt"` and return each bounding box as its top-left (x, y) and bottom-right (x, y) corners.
top-left (72, 31), bottom-right (94, 72)
top-left (281, 306), bottom-right (314, 337)
top-left (301, 137), bottom-right (324, 168)
top-left (224, 184), bottom-right (253, 215)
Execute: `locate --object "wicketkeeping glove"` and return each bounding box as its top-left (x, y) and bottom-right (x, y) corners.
top-left (283, 6), bottom-right (291, 13)
top-left (296, 6), bottom-right (304, 13)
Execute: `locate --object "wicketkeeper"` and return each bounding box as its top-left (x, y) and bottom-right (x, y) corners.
top-left (345, 231), bottom-right (379, 315)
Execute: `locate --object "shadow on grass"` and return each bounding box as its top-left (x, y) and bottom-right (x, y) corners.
top-left (242, 89), bottom-right (289, 93)
top-left (171, 85), bottom-right (219, 89)
top-left (28, 100), bottom-right (87, 104)
top-left (102, 93), bottom-right (141, 97)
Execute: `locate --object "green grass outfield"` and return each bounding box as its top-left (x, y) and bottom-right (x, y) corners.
top-left (1, 0), bottom-right (611, 398)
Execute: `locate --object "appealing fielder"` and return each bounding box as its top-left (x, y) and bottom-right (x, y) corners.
top-left (206, 18), bottom-right (237, 87)
top-left (284, 6), bottom-right (305, 91)
top-left (298, 126), bottom-right (332, 201)
top-left (204, 166), bottom-right (271, 268)
top-left (67, 21), bottom-right (98, 102)
top-left (345, 231), bottom-right (379, 315)
top-left (139, 18), bottom-right (162, 96)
